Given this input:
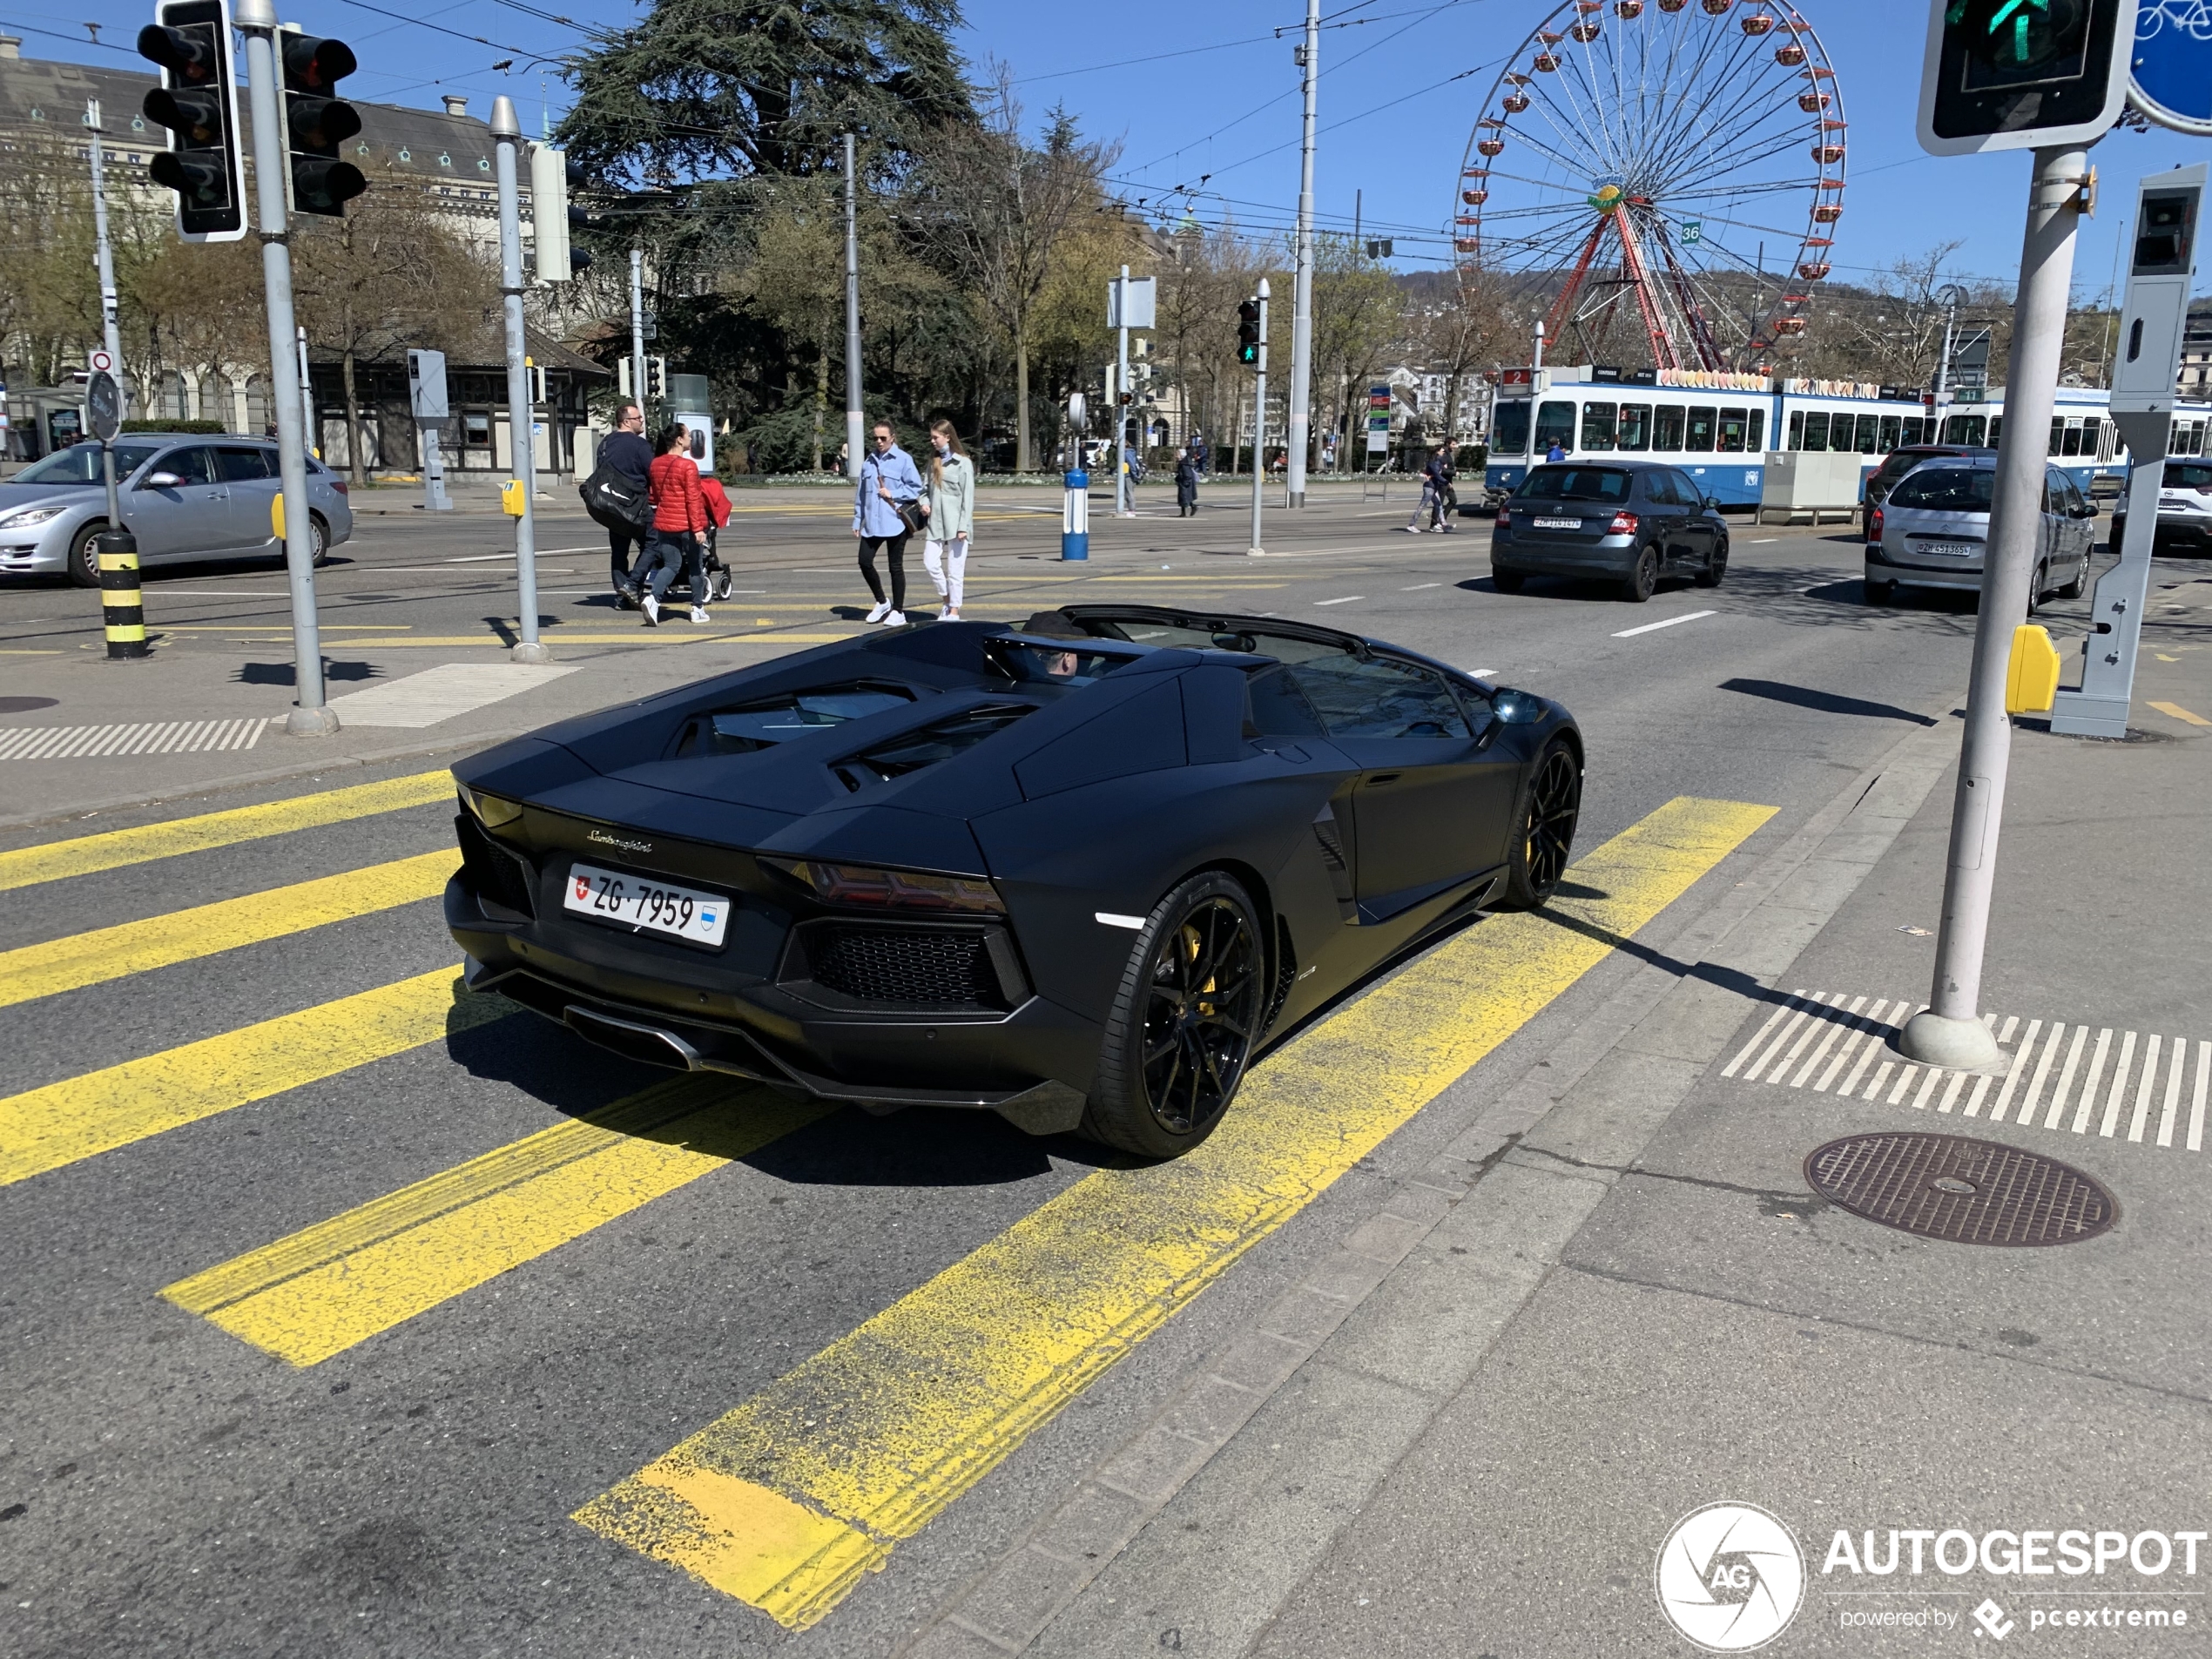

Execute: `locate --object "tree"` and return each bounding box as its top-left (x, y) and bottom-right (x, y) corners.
top-left (1309, 235), bottom-right (1401, 466)
top-left (908, 80), bottom-right (1117, 472)
top-left (1151, 219), bottom-right (1273, 465)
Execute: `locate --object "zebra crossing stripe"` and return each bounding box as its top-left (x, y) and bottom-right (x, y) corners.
top-left (0, 718), bottom-right (272, 759)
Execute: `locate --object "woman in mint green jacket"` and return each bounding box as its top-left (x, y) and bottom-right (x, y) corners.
top-left (921, 419), bottom-right (975, 620)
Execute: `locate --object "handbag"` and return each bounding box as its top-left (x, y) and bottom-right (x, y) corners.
top-left (894, 497), bottom-right (927, 536)
top-left (580, 459), bottom-right (651, 536)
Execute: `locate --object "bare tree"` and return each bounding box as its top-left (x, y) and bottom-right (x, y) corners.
top-left (1309, 234), bottom-right (1400, 467)
top-left (909, 71), bottom-right (1115, 471)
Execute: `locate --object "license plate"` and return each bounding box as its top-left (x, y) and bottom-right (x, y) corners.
top-left (1533, 516), bottom-right (1582, 529)
top-left (1915, 540), bottom-right (1979, 556)
top-left (563, 860), bottom-right (730, 946)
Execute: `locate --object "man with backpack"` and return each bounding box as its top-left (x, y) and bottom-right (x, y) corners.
top-left (587, 402), bottom-right (653, 607)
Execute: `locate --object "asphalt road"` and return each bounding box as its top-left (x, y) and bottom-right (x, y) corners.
top-left (0, 484), bottom-right (2159, 1656)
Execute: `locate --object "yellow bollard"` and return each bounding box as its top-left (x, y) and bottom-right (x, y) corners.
top-left (2006, 624), bottom-right (2060, 715)
top-left (98, 531), bottom-right (149, 660)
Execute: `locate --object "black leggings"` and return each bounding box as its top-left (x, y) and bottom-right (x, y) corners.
top-left (859, 532), bottom-right (909, 610)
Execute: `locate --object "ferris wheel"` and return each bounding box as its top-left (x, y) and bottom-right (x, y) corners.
top-left (1452, 0), bottom-right (1846, 374)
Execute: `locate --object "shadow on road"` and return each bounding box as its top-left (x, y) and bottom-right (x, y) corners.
top-left (1720, 677), bottom-right (1939, 725)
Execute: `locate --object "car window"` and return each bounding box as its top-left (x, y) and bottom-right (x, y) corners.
top-left (2064, 477), bottom-right (2089, 516)
top-left (2163, 461), bottom-right (2212, 489)
top-left (14, 441), bottom-right (163, 485)
top-left (1244, 664), bottom-right (1328, 738)
top-left (1515, 466), bottom-right (1632, 503)
top-left (1675, 471), bottom-right (1708, 508)
top-left (146, 447), bottom-right (215, 486)
top-left (215, 446), bottom-right (273, 482)
top-left (674, 685), bottom-right (918, 757)
top-left (1289, 656), bottom-right (1472, 742)
top-left (1639, 470), bottom-right (1677, 507)
top-left (1888, 467), bottom-right (1994, 511)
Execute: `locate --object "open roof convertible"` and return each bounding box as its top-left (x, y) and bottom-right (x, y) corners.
top-left (446, 606), bottom-right (1583, 1158)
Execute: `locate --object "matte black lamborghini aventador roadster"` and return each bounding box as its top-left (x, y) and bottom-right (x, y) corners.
top-left (446, 605), bottom-right (1582, 1158)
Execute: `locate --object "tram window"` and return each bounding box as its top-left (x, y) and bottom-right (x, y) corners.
top-left (1581, 401), bottom-right (1618, 450)
top-left (1988, 416), bottom-right (2003, 445)
top-left (2061, 420), bottom-right (2084, 456)
top-left (2048, 418), bottom-right (2065, 456)
top-left (1747, 409), bottom-right (1764, 450)
top-left (1617, 403), bottom-right (1652, 450)
top-left (1878, 415), bottom-right (1901, 453)
top-left (1716, 408), bottom-right (1748, 452)
top-left (1899, 417), bottom-right (1925, 445)
top-left (1786, 411), bottom-right (1804, 449)
top-left (1534, 400), bottom-right (1576, 455)
top-left (1653, 406), bottom-right (1685, 450)
top-left (1855, 415), bottom-right (1880, 453)
top-left (1492, 401), bottom-right (1532, 455)
top-left (1685, 405), bottom-right (1716, 451)
top-left (1941, 415), bottom-right (1986, 445)
top-left (1800, 411), bottom-right (1831, 451)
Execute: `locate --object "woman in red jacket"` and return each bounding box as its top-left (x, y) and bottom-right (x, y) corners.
top-left (634, 425), bottom-right (710, 626)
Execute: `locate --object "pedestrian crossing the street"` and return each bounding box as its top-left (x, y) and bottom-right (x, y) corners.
top-left (0, 766), bottom-right (1775, 1634)
top-left (1722, 989), bottom-right (2210, 1155)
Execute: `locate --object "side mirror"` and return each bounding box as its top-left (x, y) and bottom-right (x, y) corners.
top-left (140, 471), bottom-right (185, 489)
top-left (1704, 495), bottom-right (1722, 511)
top-left (1491, 689), bottom-right (1545, 725)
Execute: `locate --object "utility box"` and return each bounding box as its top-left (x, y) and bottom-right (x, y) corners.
top-left (1758, 449), bottom-right (1867, 525)
top-left (667, 372), bottom-right (713, 473)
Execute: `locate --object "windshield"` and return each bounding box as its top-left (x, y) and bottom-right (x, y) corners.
top-left (1514, 465), bottom-right (1632, 503)
top-left (15, 442), bottom-right (161, 485)
top-left (2164, 462), bottom-right (2212, 489)
top-left (1491, 401), bottom-right (1531, 457)
top-left (1887, 467), bottom-right (1995, 511)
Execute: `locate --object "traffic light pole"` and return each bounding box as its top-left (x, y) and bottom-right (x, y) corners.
top-left (1116, 264), bottom-right (1132, 518)
top-left (1899, 144), bottom-right (2090, 1072)
top-left (629, 247), bottom-right (648, 427)
top-left (1249, 279), bottom-right (1270, 556)
top-left (84, 101), bottom-right (125, 406)
top-left (1285, 0), bottom-right (1319, 509)
top-left (233, 0), bottom-right (334, 736)
top-left (491, 97), bottom-right (548, 664)
top-left (843, 132), bottom-right (864, 484)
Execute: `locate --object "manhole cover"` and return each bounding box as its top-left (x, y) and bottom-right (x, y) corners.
top-left (1804, 1132), bottom-right (2117, 1247)
top-left (0, 697), bottom-right (58, 715)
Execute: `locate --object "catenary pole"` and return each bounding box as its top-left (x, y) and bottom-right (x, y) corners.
top-left (1116, 265), bottom-right (1133, 516)
top-left (844, 132), bottom-right (864, 483)
top-left (84, 101), bottom-right (125, 397)
top-left (233, 0), bottom-right (334, 736)
top-left (1285, 0), bottom-right (1320, 508)
top-left (1249, 278), bottom-right (1270, 555)
top-left (629, 246), bottom-right (646, 424)
top-left (491, 97), bottom-right (548, 664)
top-left (1899, 145), bottom-right (2091, 1072)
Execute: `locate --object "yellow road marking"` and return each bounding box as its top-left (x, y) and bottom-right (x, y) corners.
top-left (0, 851), bottom-right (455, 1009)
top-left (0, 968), bottom-right (511, 1186)
top-left (158, 624), bottom-right (410, 631)
top-left (236, 633), bottom-right (863, 649)
top-left (0, 770), bottom-right (453, 893)
top-left (165, 1076), bottom-right (831, 1366)
top-left (2148, 699), bottom-right (2210, 727)
top-left (575, 795), bottom-right (1775, 1628)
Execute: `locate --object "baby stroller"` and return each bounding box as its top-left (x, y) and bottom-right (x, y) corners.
top-left (695, 527), bottom-right (734, 602)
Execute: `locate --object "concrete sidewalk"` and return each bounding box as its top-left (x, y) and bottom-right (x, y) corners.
top-left (906, 595), bottom-right (2212, 1657)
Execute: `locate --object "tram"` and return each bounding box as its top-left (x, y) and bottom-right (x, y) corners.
top-left (1479, 367), bottom-right (2196, 509)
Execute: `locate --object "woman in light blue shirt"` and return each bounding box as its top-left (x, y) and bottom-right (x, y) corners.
top-left (853, 421), bottom-right (924, 625)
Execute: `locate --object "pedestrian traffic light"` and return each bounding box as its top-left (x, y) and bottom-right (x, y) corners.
top-left (1237, 298), bottom-right (1261, 366)
top-left (531, 145), bottom-right (594, 280)
top-left (646, 357), bottom-right (667, 399)
top-left (138, 0), bottom-right (246, 242)
top-left (1917, 0), bottom-right (2134, 156)
top-left (279, 29), bottom-right (367, 214)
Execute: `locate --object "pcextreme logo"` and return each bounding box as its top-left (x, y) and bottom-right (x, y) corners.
top-left (1656, 1501), bottom-right (1806, 1652)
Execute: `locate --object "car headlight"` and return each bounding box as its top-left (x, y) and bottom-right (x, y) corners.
top-left (457, 786), bottom-right (524, 828)
top-left (0, 506), bottom-right (67, 529)
top-left (763, 857), bottom-right (1005, 915)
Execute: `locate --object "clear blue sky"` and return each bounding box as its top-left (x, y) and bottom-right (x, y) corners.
top-left (21, 0), bottom-right (2209, 307)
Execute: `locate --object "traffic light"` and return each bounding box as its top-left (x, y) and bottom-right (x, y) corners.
top-left (531, 146), bottom-right (594, 280)
top-left (1917, 0), bottom-right (2134, 156)
top-left (138, 0), bottom-right (246, 242)
top-left (646, 357), bottom-right (667, 400)
top-left (279, 30), bottom-right (367, 215)
top-left (1237, 298), bottom-right (1261, 366)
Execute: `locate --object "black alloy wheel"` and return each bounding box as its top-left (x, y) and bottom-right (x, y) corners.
top-left (1083, 872), bottom-right (1264, 1158)
top-left (1622, 543), bottom-right (1658, 603)
top-left (1491, 568), bottom-right (1526, 593)
top-left (1499, 738), bottom-right (1581, 909)
top-left (66, 521), bottom-right (107, 589)
top-left (1694, 536), bottom-right (1730, 588)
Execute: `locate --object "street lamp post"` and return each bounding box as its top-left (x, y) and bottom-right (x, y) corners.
top-left (1285, 0), bottom-right (1319, 509)
top-left (491, 96), bottom-right (548, 664)
top-left (1249, 279), bottom-right (1270, 556)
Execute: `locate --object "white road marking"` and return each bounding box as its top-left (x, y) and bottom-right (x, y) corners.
top-left (0, 718), bottom-right (272, 760)
top-left (1612, 609), bottom-right (1716, 638)
top-left (1400, 582), bottom-right (1443, 590)
top-left (327, 662), bottom-right (577, 728)
top-left (2073, 1028), bottom-right (2113, 1135)
top-left (2192, 1041), bottom-right (2209, 1152)
top-left (1314, 596), bottom-right (1364, 606)
top-left (1987, 1018), bottom-right (2041, 1122)
top-left (2128, 1035), bottom-right (2162, 1143)
top-left (1094, 912), bottom-right (1146, 929)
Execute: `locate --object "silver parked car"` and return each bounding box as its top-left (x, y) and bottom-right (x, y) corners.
top-left (1863, 458), bottom-right (2094, 609)
top-left (0, 435), bottom-right (353, 586)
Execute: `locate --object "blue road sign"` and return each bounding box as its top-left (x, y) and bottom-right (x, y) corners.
top-left (2131, 1), bottom-right (2212, 135)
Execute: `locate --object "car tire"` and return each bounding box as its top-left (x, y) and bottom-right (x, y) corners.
top-left (1491, 569), bottom-right (1525, 593)
top-left (1080, 870), bottom-right (1265, 1160)
top-left (2058, 558), bottom-right (2087, 599)
top-left (310, 514), bottom-right (332, 568)
top-left (1693, 537), bottom-right (1729, 588)
top-left (1621, 543), bottom-right (1658, 603)
top-left (66, 521), bottom-right (108, 589)
top-left (1496, 738), bottom-right (1581, 911)
top-left (1864, 578), bottom-right (1895, 605)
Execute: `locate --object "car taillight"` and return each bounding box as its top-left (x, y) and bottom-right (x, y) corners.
top-left (1869, 506), bottom-right (1884, 541)
top-left (330, 481), bottom-right (348, 495)
top-left (763, 857), bottom-right (1005, 915)
top-left (1607, 511), bottom-right (1638, 536)
top-left (1495, 506), bottom-right (1511, 528)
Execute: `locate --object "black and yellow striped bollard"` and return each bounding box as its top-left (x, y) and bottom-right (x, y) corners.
top-left (97, 529), bottom-right (149, 660)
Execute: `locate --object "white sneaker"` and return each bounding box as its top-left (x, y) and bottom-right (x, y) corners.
top-left (689, 605), bottom-right (710, 624)
top-left (1402, 524), bottom-right (1421, 534)
top-left (865, 600), bottom-right (892, 624)
top-left (941, 609), bottom-right (961, 622)
top-left (880, 609), bottom-right (906, 627)
top-left (641, 594), bottom-right (660, 627)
